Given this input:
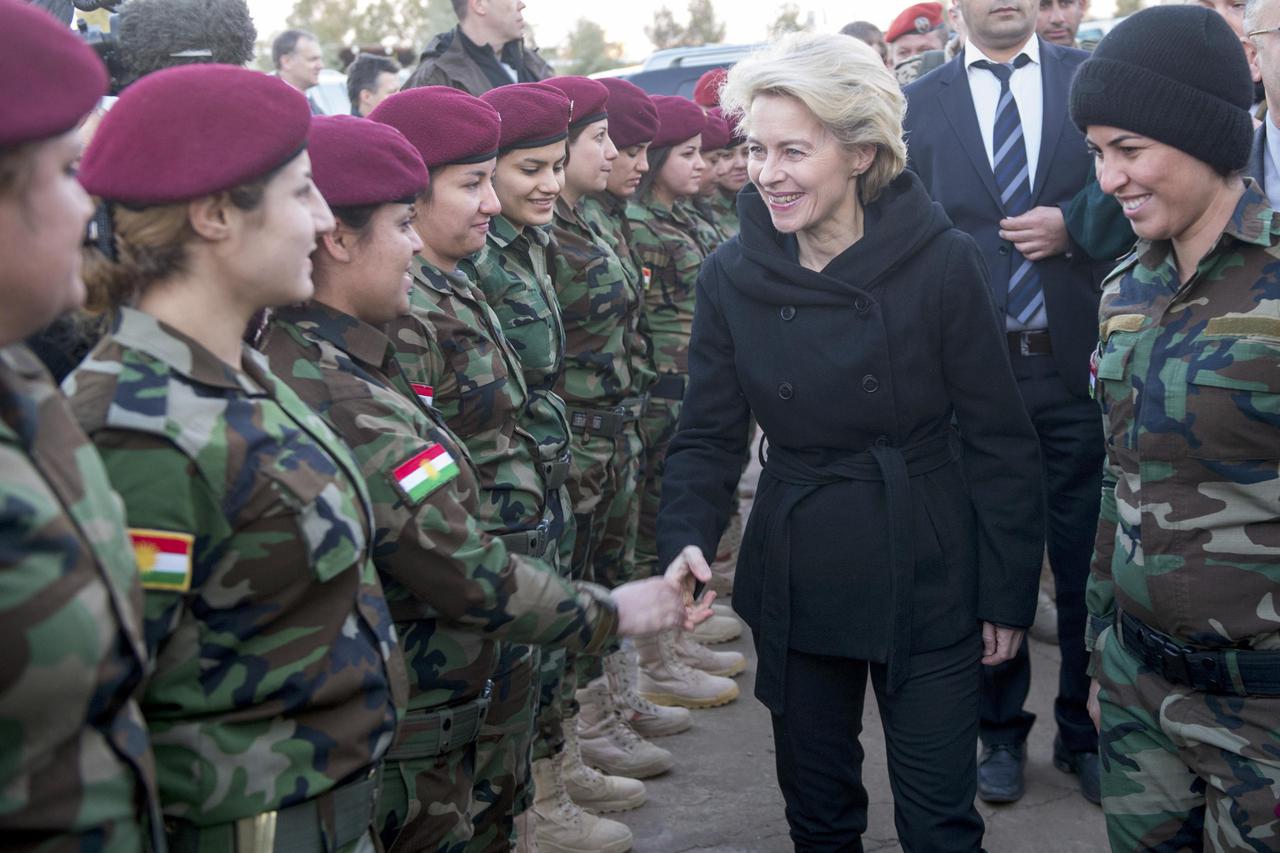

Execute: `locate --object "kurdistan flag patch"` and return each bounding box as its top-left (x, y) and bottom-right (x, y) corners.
top-left (393, 443), bottom-right (459, 504)
top-left (128, 529), bottom-right (194, 592)
top-left (411, 382), bottom-right (434, 407)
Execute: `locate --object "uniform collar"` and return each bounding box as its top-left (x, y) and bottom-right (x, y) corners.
top-left (274, 301), bottom-right (395, 371)
top-left (1126, 178), bottom-right (1275, 276)
top-left (112, 306), bottom-right (261, 394)
top-left (412, 252), bottom-right (475, 296)
top-left (487, 213), bottom-right (550, 250)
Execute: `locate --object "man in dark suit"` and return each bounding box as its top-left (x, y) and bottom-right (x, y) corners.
top-left (903, 0), bottom-right (1106, 806)
top-left (1245, 0), bottom-right (1280, 202)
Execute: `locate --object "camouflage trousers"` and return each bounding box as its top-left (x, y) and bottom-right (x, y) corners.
top-left (376, 738), bottom-right (476, 853)
top-left (465, 644), bottom-right (540, 853)
top-left (1096, 625), bottom-right (1280, 851)
top-left (635, 394), bottom-right (682, 580)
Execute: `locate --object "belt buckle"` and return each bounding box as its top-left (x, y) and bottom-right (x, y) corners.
top-left (1018, 332), bottom-right (1033, 357)
top-left (235, 811), bottom-right (278, 851)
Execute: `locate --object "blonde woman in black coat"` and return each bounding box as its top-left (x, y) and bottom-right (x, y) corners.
top-left (657, 32), bottom-right (1044, 852)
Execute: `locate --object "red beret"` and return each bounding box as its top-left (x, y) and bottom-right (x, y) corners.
top-left (650, 95), bottom-right (707, 150)
top-left (0, 0), bottom-right (107, 147)
top-left (370, 86), bottom-right (501, 168)
top-left (701, 112), bottom-right (731, 151)
top-left (886, 2), bottom-right (944, 43)
top-left (693, 68), bottom-right (727, 108)
top-left (545, 76), bottom-right (609, 129)
top-left (599, 78), bottom-right (660, 149)
top-left (79, 65), bottom-right (309, 205)
top-left (481, 82), bottom-right (571, 152)
top-left (709, 107), bottom-right (745, 148)
top-left (309, 116), bottom-right (427, 208)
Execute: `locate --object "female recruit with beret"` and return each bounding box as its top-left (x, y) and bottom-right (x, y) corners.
top-left (65, 64), bottom-right (408, 852)
top-left (1074, 7), bottom-right (1280, 848)
top-left (658, 33), bottom-right (1043, 850)
top-left (0, 3), bottom-right (159, 848)
top-left (260, 114), bottom-right (703, 853)
top-left (683, 109), bottom-right (733, 255)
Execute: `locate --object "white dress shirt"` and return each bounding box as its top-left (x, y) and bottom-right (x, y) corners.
top-left (1265, 116), bottom-right (1280, 212)
top-left (964, 36), bottom-right (1043, 193)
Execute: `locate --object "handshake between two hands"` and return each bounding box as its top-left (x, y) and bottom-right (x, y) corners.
top-left (611, 545), bottom-right (718, 637)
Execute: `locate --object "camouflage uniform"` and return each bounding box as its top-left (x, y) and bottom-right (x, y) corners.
top-left (705, 186), bottom-right (740, 241)
top-left (64, 307), bottom-right (407, 853)
top-left (262, 303), bottom-right (621, 852)
top-left (0, 343), bottom-right (160, 853)
top-left (1088, 182), bottom-right (1280, 851)
top-left (626, 192), bottom-right (706, 577)
top-left (464, 214), bottom-right (576, 829)
top-left (387, 256), bottom-right (549, 852)
top-left (679, 198), bottom-right (728, 257)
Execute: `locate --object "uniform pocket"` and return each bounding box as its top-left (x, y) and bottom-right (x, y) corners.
top-left (1185, 336), bottom-right (1280, 461)
top-left (260, 459), bottom-right (367, 584)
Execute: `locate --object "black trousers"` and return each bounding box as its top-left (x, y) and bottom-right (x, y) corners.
top-left (769, 635), bottom-right (985, 853)
top-left (980, 352), bottom-right (1103, 754)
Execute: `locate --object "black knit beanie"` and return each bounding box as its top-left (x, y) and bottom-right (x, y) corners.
top-left (1069, 5), bottom-right (1253, 174)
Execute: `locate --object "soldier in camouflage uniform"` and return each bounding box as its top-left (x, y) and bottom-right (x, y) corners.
top-left (370, 87), bottom-right (565, 853)
top-left (705, 106), bottom-right (748, 241)
top-left (261, 114), bottom-right (689, 852)
top-left (685, 109), bottom-right (734, 253)
top-left (1074, 10), bottom-right (1280, 849)
top-left (0, 7), bottom-right (160, 849)
top-left (70, 67), bottom-right (408, 853)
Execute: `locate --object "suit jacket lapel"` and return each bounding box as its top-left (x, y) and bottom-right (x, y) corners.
top-left (936, 57), bottom-right (1003, 211)
top-left (1031, 39), bottom-right (1067, 207)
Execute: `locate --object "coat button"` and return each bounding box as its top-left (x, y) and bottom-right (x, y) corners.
top-left (778, 382), bottom-right (794, 400)
top-left (780, 305), bottom-right (796, 321)
top-left (862, 374), bottom-right (879, 393)
top-left (998, 244), bottom-right (1011, 256)
top-left (854, 297), bottom-right (870, 314)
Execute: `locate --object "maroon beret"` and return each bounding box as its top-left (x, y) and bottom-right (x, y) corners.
top-left (481, 82), bottom-right (571, 152)
top-left (709, 107), bottom-right (745, 148)
top-left (369, 86), bottom-right (501, 168)
top-left (0, 0), bottom-right (107, 147)
top-left (650, 95), bottom-right (707, 150)
top-left (545, 76), bottom-right (609, 129)
top-left (700, 111), bottom-right (732, 151)
top-left (309, 115), bottom-right (427, 207)
top-left (599, 78), bottom-right (659, 149)
top-left (79, 65), bottom-right (309, 204)
top-left (886, 2), bottom-right (944, 43)
top-left (693, 68), bottom-right (727, 108)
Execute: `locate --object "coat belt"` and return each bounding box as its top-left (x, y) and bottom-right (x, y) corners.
top-left (756, 430), bottom-right (959, 715)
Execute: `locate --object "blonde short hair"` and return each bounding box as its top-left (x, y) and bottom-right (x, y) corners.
top-left (720, 31), bottom-right (907, 204)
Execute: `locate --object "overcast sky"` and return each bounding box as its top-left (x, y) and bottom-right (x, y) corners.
top-left (247, 0), bottom-right (1120, 63)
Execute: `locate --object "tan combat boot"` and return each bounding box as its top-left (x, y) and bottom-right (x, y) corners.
top-left (672, 632), bottom-right (746, 678)
top-left (515, 809), bottom-right (540, 853)
top-left (561, 716), bottom-right (646, 813)
top-left (531, 755), bottom-right (633, 853)
top-left (604, 648), bottom-right (691, 738)
top-left (689, 606), bottom-right (743, 645)
top-left (636, 630), bottom-right (740, 709)
top-left (575, 680), bottom-right (673, 779)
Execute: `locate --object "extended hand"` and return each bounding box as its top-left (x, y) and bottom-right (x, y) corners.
top-left (999, 205), bottom-right (1069, 261)
top-left (1088, 678), bottom-right (1102, 732)
top-left (980, 622), bottom-right (1024, 666)
top-left (663, 545), bottom-right (717, 631)
top-left (612, 546), bottom-right (717, 636)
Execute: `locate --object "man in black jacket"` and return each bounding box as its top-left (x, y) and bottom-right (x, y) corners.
top-left (404, 0), bottom-right (552, 95)
top-left (903, 0), bottom-right (1107, 806)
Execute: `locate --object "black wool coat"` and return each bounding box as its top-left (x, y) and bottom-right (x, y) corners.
top-left (657, 174), bottom-right (1045, 713)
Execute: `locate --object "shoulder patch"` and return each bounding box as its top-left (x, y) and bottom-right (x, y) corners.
top-left (641, 266), bottom-right (653, 290)
top-left (392, 443), bottom-right (459, 504)
top-left (410, 383), bottom-right (434, 408)
top-left (129, 528), bottom-right (194, 592)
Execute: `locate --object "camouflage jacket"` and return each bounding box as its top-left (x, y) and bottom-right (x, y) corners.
top-left (625, 193), bottom-right (707, 375)
top-left (466, 215), bottom-right (571, 459)
top-left (680, 198), bottom-right (727, 256)
top-left (0, 343), bottom-right (159, 851)
top-left (387, 255), bottom-right (546, 532)
top-left (705, 186), bottom-right (740, 241)
top-left (64, 308), bottom-right (407, 826)
top-left (263, 304), bottom-right (617, 709)
top-left (580, 191), bottom-right (656, 396)
top-left (550, 196), bottom-right (645, 408)
top-left (1088, 181), bottom-right (1280, 666)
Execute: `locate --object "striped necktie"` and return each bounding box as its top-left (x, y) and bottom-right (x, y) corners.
top-left (974, 54), bottom-right (1043, 327)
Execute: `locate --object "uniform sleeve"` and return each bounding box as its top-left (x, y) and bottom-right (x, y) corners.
top-left (91, 431), bottom-right (225, 658)
top-left (331, 397), bottom-right (617, 655)
top-left (1085, 442), bottom-right (1119, 677)
top-left (939, 235), bottom-right (1045, 629)
top-left (656, 255), bottom-right (752, 570)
